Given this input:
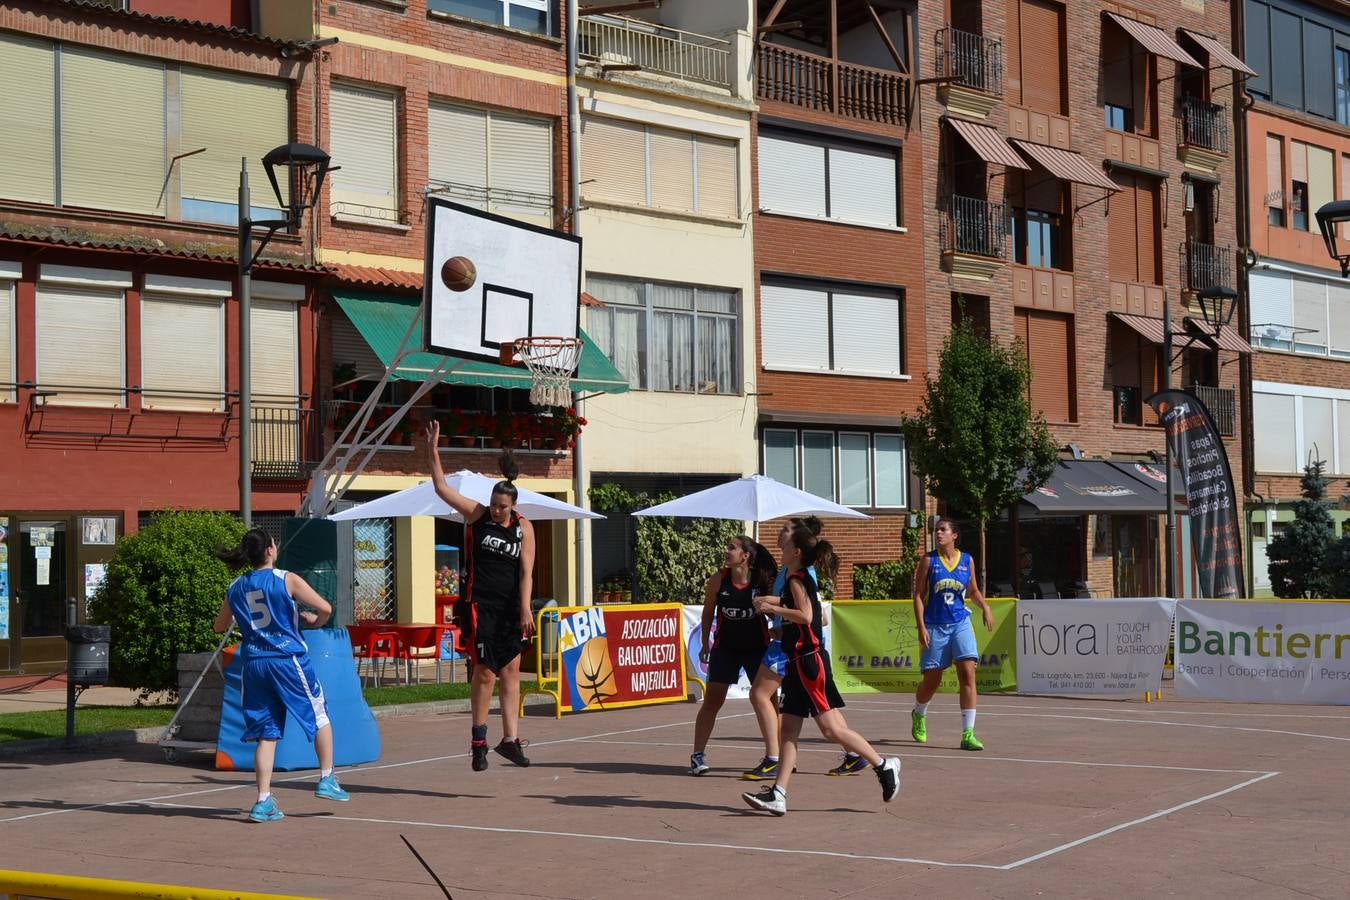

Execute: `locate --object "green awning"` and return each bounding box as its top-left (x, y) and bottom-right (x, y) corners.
top-left (333, 290), bottom-right (630, 395)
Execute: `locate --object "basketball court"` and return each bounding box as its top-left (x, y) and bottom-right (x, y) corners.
top-left (2, 693), bottom-right (1347, 898)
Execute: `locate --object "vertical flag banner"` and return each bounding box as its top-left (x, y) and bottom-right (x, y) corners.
top-left (1016, 598), bottom-right (1175, 695)
top-left (1147, 389), bottom-right (1244, 598)
top-left (559, 604), bottom-right (686, 712)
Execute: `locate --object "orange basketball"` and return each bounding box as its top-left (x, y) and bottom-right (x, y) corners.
top-left (441, 256), bottom-right (477, 292)
top-left (574, 637), bottom-right (616, 709)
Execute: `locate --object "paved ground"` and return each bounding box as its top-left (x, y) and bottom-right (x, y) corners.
top-left (0, 672), bottom-right (150, 714)
top-left (1, 693), bottom-right (1347, 898)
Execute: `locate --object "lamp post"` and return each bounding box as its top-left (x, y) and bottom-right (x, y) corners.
top-left (1315, 199), bottom-right (1350, 277)
top-left (238, 143), bottom-right (330, 525)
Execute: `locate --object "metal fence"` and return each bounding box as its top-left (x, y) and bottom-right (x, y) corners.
top-left (941, 194), bottom-right (1009, 259)
top-left (352, 517), bottom-right (398, 622)
top-left (250, 406), bottom-right (315, 479)
top-left (1192, 382), bottom-right (1237, 437)
top-left (579, 15), bottom-right (731, 89)
top-left (1178, 96), bottom-right (1230, 154)
top-left (757, 42), bottom-right (909, 125)
top-left (934, 26), bottom-right (1002, 95)
top-left (1183, 240), bottom-right (1233, 293)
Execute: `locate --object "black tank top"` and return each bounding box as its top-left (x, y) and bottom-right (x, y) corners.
top-left (465, 510), bottom-right (524, 608)
top-left (780, 570), bottom-right (823, 659)
top-left (713, 568), bottom-right (768, 654)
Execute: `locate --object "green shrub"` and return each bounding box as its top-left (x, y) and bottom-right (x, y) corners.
top-left (88, 510), bottom-right (246, 699)
top-left (851, 526), bottom-right (922, 600)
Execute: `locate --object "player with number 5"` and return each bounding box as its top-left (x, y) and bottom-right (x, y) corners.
top-left (212, 528), bottom-right (351, 822)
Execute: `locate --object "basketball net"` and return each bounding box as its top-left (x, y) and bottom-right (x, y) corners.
top-left (513, 337), bottom-right (583, 407)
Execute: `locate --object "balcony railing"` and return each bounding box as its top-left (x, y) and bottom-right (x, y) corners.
top-left (1183, 240), bottom-right (1233, 293)
top-left (1178, 96), bottom-right (1229, 155)
top-left (324, 401), bottom-right (575, 453)
top-left (251, 406), bottom-right (317, 479)
top-left (757, 42), bottom-right (909, 125)
top-left (941, 194), bottom-right (1008, 259)
top-left (579, 15), bottom-right (731, 89)
top-left (934, 26), bottom-right (1002, 95)
top-left (1192, 383), bottom-right (1236, 437)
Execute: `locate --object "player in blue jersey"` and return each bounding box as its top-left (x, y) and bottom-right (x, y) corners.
top-left (910, 518), bottom-right (995, 751)
top-left (212, 528), bottom-right (350, 823)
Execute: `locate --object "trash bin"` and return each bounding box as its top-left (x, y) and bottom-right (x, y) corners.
top-left (66, 624), bottom-right (111, 686)
top-left (530, 598), bottom-right (559, 672)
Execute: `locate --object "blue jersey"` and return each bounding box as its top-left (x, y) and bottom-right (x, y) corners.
top-left (227, 568), bottom-right (308, 659)
top-left (923, 551), bottom-right (973, 626)
top-left (771, 565), bottom-right (816, 629)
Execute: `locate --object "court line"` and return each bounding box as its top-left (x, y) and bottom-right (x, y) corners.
top-left (956, 712), bottom-right (1350, 744)
top-left (840, 699), bottom-right (1350, 720)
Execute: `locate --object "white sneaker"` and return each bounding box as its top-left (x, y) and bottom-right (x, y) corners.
top-left (876, 756), bottom-right (901, 803)
top-left (742, 785), bottom-right (787, 816)
top-left (690, 752), bottom-right (710, 776)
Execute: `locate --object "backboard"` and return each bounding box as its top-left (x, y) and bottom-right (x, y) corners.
top-left (423, 197), bottom-right (581, 362)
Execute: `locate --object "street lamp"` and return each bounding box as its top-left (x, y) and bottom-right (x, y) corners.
top-left (238, 143), bottom-right (331, 525)
top-left (1315, 199), bottom-right (1350, 277)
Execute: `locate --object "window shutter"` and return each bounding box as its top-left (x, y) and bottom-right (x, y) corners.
top-left (1338, 400), bottom-right (1350, 474)
top-left (329, 84), bottom-right (399, 220)
top-left (758, 134), bottom-right (826, 217)
top-left (1005, 0), bottom-right (1023, 105)
top-left (331, 309), bottom-right (385, 377)
top-left (1108, 177), bottom-right (1139, 281)
top-left (250, 299), bottom-right (299, 404)
top-left (0, 272), bottom-right (14, 403)
top-left (761, 283), bottom-right (829, 370)
top-left (1303, 397), bottom-right (1334, 468)
top-left (1248, 271), bottom-right (1293, 344)
top-left (828, 145), bottom-right (897, 226)
top-left (1307, 145), bottom-right (1335, 224)
top-left (1135, 178), bottom-right (1160, 284)
top-left (1291, 277), bottom-right (1327, 350)
top-left (1020, 0), bottom-right (1063, 114)
top-left (1290, 140), bottom-right (1308, 183)
top-left (832, 291), bottom-right (902, 375)
top-left (1328, 282), bottom-right (1350, 355)
top-left (180, 68), bottom-right (289, 208)
top-left (429, 102), bottom-right (489, 203)
top-left (1110, 320), bottom-right (1141, 386)
top-left (1266, 135), bottom-right (1284, 207)
top-left (580, 116), bottom-right (647, 206)
top-left (37, 284), bottom-right (124, 407)
top-left (695, 136), bottom-right (738, 218)
top-left (0, 33), bottom-right (55, 204)
top-left (60, 47), bottom-right (165, 214)
top-left (489, 111), bottom-right (553, 226)
top-left (1253, 393), bottom-right (1296, 472)
top-left (648, 128), bottom-right (695, 212)
top-left (141, 293), bottom-right (224, 411)
top-left (1025, 310), bottom-right (1074, 422)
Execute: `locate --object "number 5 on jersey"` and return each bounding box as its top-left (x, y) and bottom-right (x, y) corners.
top-left (246, 589), bottom-right (273, 629)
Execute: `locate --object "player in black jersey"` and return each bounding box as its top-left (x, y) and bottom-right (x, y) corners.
top-left (424, 421), bottom-right (535, 772)
top-left (690, 536), bottom-right (777, 775)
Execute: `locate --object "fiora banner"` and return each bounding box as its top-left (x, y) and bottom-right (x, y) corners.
top-left (559, 604), bottom-right (687, 712)
top-left (1016, 598), bottom-right (1174, 695)
top-left (830, 600), bottom-right (1017, 694)
top-left (1147, 389), bottom-right (1244, 598)
top-left (1174, 600), bottom-right (1350, 704)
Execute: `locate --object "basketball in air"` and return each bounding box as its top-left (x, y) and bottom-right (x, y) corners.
top-left (440, 256), bottom-right (477, 292)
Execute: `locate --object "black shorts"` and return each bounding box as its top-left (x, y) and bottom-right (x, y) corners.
top-left (780, 651), bottom-right (845, 718)
top-left (466, 600), bottom-right (527, 674)
top-left (706, 645), bottom-right (763, 686)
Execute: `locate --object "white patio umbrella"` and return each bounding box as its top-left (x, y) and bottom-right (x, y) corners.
top-left (631, 474), bottom-right (870, 522)
top-left (326, 470), bottom-right (604, 522)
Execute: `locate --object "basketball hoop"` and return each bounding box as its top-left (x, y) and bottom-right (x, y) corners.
top-left (505, 336), bottom-right (583, 407)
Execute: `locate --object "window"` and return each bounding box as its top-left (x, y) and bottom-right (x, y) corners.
top-left (1253, 385), bottom-right (1350, 475)
top-left (760, 280), bottom-right (904, 377)
top-left (1290, 140), bottom-right (1333, 233)
top-left (1015, 308), bottom-right (1076, 423)
top-left (141, 276), bottom-right (227, 412)
top-left (580, 116), bottom-right (739, 218)
top-left (0, 33), bottom-right (56, 205)
top-left (1005, 0), bottom-right (1066, 114)
top-left (1104, 104), bottom-right (1130, 132)
top-left (1107, 173), bottom-right (1161, 285)
top-left (1249, 270), bottom-right (1350, 359)
top-left (760, 428), bottom-right (906, 507)
top-left (1266, 134), bottom-right (1286, 227)
top-left (249, 282), bottom-right (303, 405)
top-left (329, 83), bottom-right (400, 223)
top-left (36, 267), bottom-right (129, 408)
top-left (585, 275), bottom-right (739, 394)
top-left (429, 102), bottom-right (553, 228)
top-left (1291, 181), bottom-right (1309, 230)
top-left (429, 0), bottom-right (552, 35)
top-left (1337, 47), bottom-right (1350, 124)
top-left (1014, 210), bottom-right (1063, 269)
top-left (0, 261), bottom-right (15, 403)
top-left (757, 131), bottom-right (898, 227)
top-left (1101, 18), bottom-right (1154, 137)
top-left (1109, 318), bottom-right (1161, 427)
top-left (1247, 1), bottom-right (1343, 119)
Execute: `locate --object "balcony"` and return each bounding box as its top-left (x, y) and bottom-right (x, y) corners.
top-left (251, 406), bottom-right (318, 480)
top-left (578, 15), bottom-right (732, 91)
top-left (756, 42), bottom-right (908, 125)
top-left (1192, 383), bottom-right (1236, 437)
top-left (934, 27), bottom-right (1002, 119)
top-left (1182, 240), bottom-right (1233, 294)
top-left (940, 194), bottom-right (1008, 281)
top-left (1177, 96), bottom-right (1229, 173)
top-left (324, 402), bottom-right (577, 453)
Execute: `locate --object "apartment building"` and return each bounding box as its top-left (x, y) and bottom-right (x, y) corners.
top-left (1238, 0), bottom-right (1350, 595)
top-left (919, 0), bottom-right (1249, 598)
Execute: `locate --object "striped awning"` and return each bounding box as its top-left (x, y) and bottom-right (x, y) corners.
top-left (1011, 140), bottom-right (1119, 191)
top-left (1184, 317), bottom-right (1255, 354)
top-left (947, 118), bottom-right (1029, 169)
top-left (1180, 29), bottom-right (1258, 77)
top-left (1111, 312), bottom-right (1166, 345)
top-left (1105, 13), bottom-right (1202, 68)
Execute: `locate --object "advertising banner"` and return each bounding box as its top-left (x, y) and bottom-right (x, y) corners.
top-left (559, 604), bottom-right (686, 712)
top-left (1016, 598), bottom-right (1174, 695)
top-left (830, 600), bottom-right (1017, 694)
top-left (682, 602), bottom-right (834, 700)
top-left (1175, 600), bottom-right (1350, 704)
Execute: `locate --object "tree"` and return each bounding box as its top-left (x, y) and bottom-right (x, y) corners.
top-left (901, 318), bottom-right (1059, 586)
top-left (88, 510), bottom-right (246, 699)
top-left (1266, 458), bottom-right (1337, 598)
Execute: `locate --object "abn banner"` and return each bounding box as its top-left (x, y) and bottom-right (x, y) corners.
top-left (1147, 389), bottom-right (1244, 598)
top-left (559, 604), bottom-right (687, 712)
top-left (830, 600), bottom-right (1017, 694)
top-left (1174, 600), bottom-right (1350, 704)
top-left (1016, 598), bottom-right (1174, 695)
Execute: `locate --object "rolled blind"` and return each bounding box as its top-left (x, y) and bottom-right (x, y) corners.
top-left (829, 145), bottom-right (897, 226)
top-left (695, 136), bottom-right (737, 218)
top-left (1329, 282), bottom-right (1350, 354)
top-left (141, 293), bottom-right (224, 411)
top-left (429, 102), bottom-right (488, 197)
top-left (1253, 393), bottom-right (1295, 472)
top-left (580, 116), bottom-right (646, 206)
top-left (832, 291), bottom-right (902, 375)
top-left (0, 33), bottom-right (56, 204)
top-left (250, 299), bottom-right (299, 404)
top-left (37, 284), bottom-right (124, 407)
top-left (1266, 135), bottom-right (1283, 201)
top-left (489, 111), bottom-right (552, 226)
top-left (180, 68), bottom-right (289, 207)
top-left (1291, 277), bottom-right (1327, 348)
top-left (1023, 309), bottom-right (1074, 423)
top-left (331, 308), bottom-right (385, 377)
top-left (329, 83), bottom-right (399, 220)
top-left (1303, 397), bottom-right (1334, 469)
top-left (649, 128), bottom-right (694, 212)
top-left (61, 47), bottom-right (165, 214)
top-left (0, 274), bottom-right (13, 402)
top-left (1020, 0), bottom-right (1063, 114)
top-left (1108, 177), bottom-right (1139, 282)
top-left (1307, 145), bottom-right (1334, 224)
top-left (1248, 270), bottom-right (1293, 341)
top-left (1339, 400), bottom-right (1350, 474)
top-left (761, 283), bottom-right (828, 369)
top-left (1135, 178), bottom-right (1160, 284)
top-left (758, 134), bottom-right (826, 217)
top-left (1290, 140), bottom-right (1308, 182)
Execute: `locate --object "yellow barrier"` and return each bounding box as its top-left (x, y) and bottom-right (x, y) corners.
top-left (0, 869), bottom-right (315, 900)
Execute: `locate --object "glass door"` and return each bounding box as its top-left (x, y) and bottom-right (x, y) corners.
top-left (17, 520), bottom-right (69, 670)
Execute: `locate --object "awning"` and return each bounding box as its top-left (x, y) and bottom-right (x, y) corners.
top-left (1180, 29), bottom-right (1257, 76)
top-left (1105, 12), bottom-right (1202, 68)
top-left (332, 290), bottom-right (630, 394)
top-left (1106, 460), bottom-right (1188, 510)
top-left (1022, 460), bottom-right (1174, 514)
top-left (1184, 317), bottom-right (1255, 354)
top-left (1111, 312), bottom-right (1166, 345)
top-left (1011, 140), bottom-right (1119, 191)
top-left (947, 118), bottom-right (1029, 169)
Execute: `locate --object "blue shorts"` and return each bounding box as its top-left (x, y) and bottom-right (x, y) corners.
top-left (241, 654), bottom-right (330, 742)
top-left (761, 640), bottom-right (788, 678)
top-left (920, 619), bottom-right (979, 672)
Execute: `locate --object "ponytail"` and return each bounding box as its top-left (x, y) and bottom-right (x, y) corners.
top-left (216, 527), bottom-right (273, 570)
top-left (787, 522), bottom-right (839, 583)
top-left (493, 448), bottom-right (520, 502)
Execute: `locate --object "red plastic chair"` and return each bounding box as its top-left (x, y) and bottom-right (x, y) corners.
top-left (347, 623), bottom-right (399, 687)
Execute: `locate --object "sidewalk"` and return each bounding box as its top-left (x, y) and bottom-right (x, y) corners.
top-left (0, 674), bottom-right (151, 714)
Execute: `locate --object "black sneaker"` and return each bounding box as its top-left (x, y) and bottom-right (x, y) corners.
top-left (742, 785), bottom-right (787, 816)
top-left (741, 757), bottom-right (780, 781)
top-left (471, 741), bottom-right (489, 772)
top-left (494, 737), bottom-right (531, 767)
top-left (875, 756), bottom-right (901, 803)
top-left (828, 753), bottom-right (868, 776)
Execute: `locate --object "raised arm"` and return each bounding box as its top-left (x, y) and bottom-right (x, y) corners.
top-left (422, 421), bottom-right (485, 521)
top-left (286, 572), bottom-right (333, 628)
